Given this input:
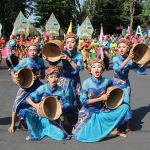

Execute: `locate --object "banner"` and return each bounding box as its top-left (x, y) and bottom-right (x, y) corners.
top-left (136, 25), bottom-right (143, 37)
top-left (45, 13), bottom-right (60, 37)
top-left (79, 16), bottom-right (93, 39)
top-left (13, 11), bottom-right (28, 35)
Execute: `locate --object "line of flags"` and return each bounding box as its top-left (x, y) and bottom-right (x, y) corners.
top-left (10, 12), bottom-right (150, 39)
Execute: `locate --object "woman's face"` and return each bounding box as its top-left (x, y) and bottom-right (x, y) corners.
top-left (47, 74), bottom-right (58, 88)
top-left (91, 63), bottom-right (103, 79)
top-left (65, 38), bottom-right (76, 52)
top-left (118, 43), bottom-right (129, 57)
top-left (28, 46), bottom-right (38, 59)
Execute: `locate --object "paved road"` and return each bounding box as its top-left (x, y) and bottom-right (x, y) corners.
top-left (0, 58), bottom-right (150, 150)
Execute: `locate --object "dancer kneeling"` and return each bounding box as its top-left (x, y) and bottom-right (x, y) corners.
top-left (25, 65), bottom-right (70, 141)
top-left (72, 58), bottom-right (129, 143)
top-left (8, 42), bottom-right (45, 133)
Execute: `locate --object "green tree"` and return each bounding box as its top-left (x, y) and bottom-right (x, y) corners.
top-left (34, 0), bottom-right (84, 34)
top-left (0, 0), bottom-right (35, 37)
top-left (81, 0), bottom-right (146, 35)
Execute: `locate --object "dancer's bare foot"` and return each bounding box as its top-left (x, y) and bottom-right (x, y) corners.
top-left (117, 132), bottom-right (126, 137)
top-left (108, 129), bottom-right (118, 137)
top-left (26, 136), bottom-right (30, 140)
top-left (125, 128), bottom-right (132, 134)
top-left (108, 129), bottom-right (126, 138)
top-left (8, 125), bottom-right (15, 133)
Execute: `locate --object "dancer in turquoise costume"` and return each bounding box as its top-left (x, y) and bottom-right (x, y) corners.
top-left (43, 33), bottom-right (83, 125)
top-left (8, 42), bottom-right (45, 133)
top-left (112, 38), bottom-right (148, 134)
top-left (25, 65), bottom-right (69, 141)
top-left (72, 58), bottom-right (129, 143)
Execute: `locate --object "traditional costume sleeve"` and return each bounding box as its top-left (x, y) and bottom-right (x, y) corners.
top-left (131, 62), bottom-right (147, 75)
top-left (27, 85), bottom-right (45, 103)
top-left (80, 80), bottom-right (89, 106)
top-left (113, 57), bottom-right (124, 73)
top-left (72, 54), bottom-right (83, 74)
top-left (11, 58), bottom-right (26, 73)
top-left (105, 78), bottom-right (113, 88)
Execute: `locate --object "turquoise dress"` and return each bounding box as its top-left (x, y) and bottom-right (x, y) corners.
top-left (72, 77), bottom-right (129, 142)
top-left (112, 55), bottom-right (146, 120)
top-left (11, 57), bottom-right (45, 120)
top-left (24, 84), bottom-right (70, 141)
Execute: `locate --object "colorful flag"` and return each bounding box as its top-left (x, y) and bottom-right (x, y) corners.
top-left (76, 24), bottom-right (80, 37)
top-left (0, 23), bottom-right (2, 37)
top-left (128, 26), bottom-right (131, 36)
top-left (67, 20), bottom-right (72, 34)
top-left (99, 24), bottom-right (104, 42)
top-left (12, 26), bottom-right (16, 36)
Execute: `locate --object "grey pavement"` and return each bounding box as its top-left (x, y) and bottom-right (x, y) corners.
top-left (0, 58), bottom-right (150, 150)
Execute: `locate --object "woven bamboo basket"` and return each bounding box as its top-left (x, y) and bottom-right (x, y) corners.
top-left (105, 86), bottom-right (124, 109)
top-left (42, 40), bottom-right (63, 62)
top-left (12, 68), bottom-right (34, 89)
top-left (38, 96), bottom-right (62, 120)
top-left (130, 43), bottom-right (150, 65)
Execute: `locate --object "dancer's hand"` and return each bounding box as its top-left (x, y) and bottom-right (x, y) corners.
top-left (34, 103), bottom-right (40, 111)
top-left (99, 93), bottom-right (110, 102)
top-left (42, 54), bottom-right (48, 60)
top-left (60, 52), bottom-right (71, 62)
top-left (127, 52), bottom-right (134, 60)
top-left (8, 124), bottom-right (15, 133)
top-left (33, 75), bottom-right (38, 81)
top-left (13, 73), bottom-right (20, 83)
